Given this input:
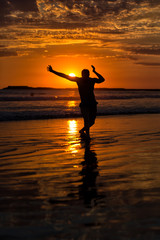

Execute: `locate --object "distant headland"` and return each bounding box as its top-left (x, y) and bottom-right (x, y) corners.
top-left (2, 86), bottom-right (56, 90)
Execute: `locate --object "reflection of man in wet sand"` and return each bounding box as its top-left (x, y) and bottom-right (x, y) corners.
top-left (47, 65), bottom-right (105, 138)
top-left (79, 141), bottom-right (99, 206)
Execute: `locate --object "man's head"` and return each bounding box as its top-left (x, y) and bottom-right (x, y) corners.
top-left (82, 69), bottom-right (90, 79)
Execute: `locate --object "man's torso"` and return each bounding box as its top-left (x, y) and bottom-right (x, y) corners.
top-left (77, 78), bottom-right (97, 106)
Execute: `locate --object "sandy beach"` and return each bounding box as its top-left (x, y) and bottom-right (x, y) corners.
top-left (0, 114), bottom-right (160, 239)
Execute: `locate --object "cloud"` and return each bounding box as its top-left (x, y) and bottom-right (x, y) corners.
top-left (14, 0), bottom-right (38, 12)
top-left (35, 0), bottom-right (160, 23)
top-left (135, 62), bottom-right (160, 66)
top-left (90, 29), bottom-right (126, 34)
top-left (126, 47), bottom-right (160, 55)
top-left (6, 0), bottom-right (38, 12)
top-left (0, 1), bottom-right (156, 26)
top-left (36, 0), bottom-right (130, 23)
top-left (0, 49), bottom-right (18, 57)
top-left (0, 0), bottom-right (159, 68)
top-left (1, 0), bottom-right (160, 31)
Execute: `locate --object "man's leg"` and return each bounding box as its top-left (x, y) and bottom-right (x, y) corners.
top-left (79, 127), bottom-right (85, 133)
top-left (85, 126), bottom-right (90, 138)
top-left (80, 106), bottom-right (90, 138)
top-left (89, 105), bottom-right (97, 128)
top-left (79, 106), bottom-right (86, 133)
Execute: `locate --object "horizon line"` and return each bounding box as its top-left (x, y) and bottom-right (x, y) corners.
top-left (1, 86), bottom-right (160, 91)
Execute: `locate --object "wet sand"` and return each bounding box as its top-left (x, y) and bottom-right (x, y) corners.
top-left (0, 114), bottom-right (160, 240)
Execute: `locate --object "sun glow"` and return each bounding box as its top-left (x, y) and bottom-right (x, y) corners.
top-left (69, 73), bottom-right (76, 77)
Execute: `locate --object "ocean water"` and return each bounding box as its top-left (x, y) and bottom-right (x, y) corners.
top-left (0, 88), bottom-right (160, 121)
top-left (0, 115), bottom-right (160, 239)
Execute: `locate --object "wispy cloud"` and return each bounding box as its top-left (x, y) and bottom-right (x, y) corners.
top-left (125, 47), bottom-right (160, 55)
top-left (135, 62), bottom-right (160, 66)
top-left (0, 49), bottom-right (18, 57)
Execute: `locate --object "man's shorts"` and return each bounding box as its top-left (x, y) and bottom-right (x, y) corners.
top-left (80, 104), bottom-right (97, 127)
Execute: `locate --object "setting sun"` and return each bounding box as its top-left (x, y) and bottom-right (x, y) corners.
top-left (69, 73), bottom-right (76, 77)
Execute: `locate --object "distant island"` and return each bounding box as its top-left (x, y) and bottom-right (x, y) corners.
top-left (2, 86), bottom-right (160, 91)
top-left (2, 86), bottom-right (57, 90)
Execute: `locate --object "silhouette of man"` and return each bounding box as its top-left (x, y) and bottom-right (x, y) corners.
top-left (47, 65), bottom-right (105, 138)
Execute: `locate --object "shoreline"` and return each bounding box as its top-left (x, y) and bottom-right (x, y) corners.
top-left (0, 112), bottom-right (160, 123)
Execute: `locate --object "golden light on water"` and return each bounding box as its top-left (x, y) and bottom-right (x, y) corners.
top-left (67, 120), bottom-right (81, 154)
top-left (68, 120), bottom-right (77, 135)
top-left (68, 101), bottom-right (76, 108)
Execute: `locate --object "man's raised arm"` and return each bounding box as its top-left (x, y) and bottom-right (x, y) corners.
top-left (47, 65), bottom-right (79, 82)
top-left (91, 65), bottom-right (105, 83)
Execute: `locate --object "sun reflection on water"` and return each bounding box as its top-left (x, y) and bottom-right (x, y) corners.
top-left (68, 120), bottom-right (77, 135)
top-left (67, 120), bottom-right (80, 154)
top-left (67, 101), bottom-right (76, 108)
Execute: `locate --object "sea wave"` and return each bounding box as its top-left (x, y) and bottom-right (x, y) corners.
top-left (1, 89), bottom-right (160, 121)
top-left (1, 106), bottom-right (160, 121)
top-left (0, 94), bottom-right (160, 101)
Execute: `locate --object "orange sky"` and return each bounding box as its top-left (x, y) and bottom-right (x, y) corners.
top-left (0, 0), bottom-right (160, 89)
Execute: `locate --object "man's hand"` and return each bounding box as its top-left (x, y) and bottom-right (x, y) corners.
top-left (91, 65), bottom-right (96, 73)
top-left (47, 65), bottom-right (53, 72)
